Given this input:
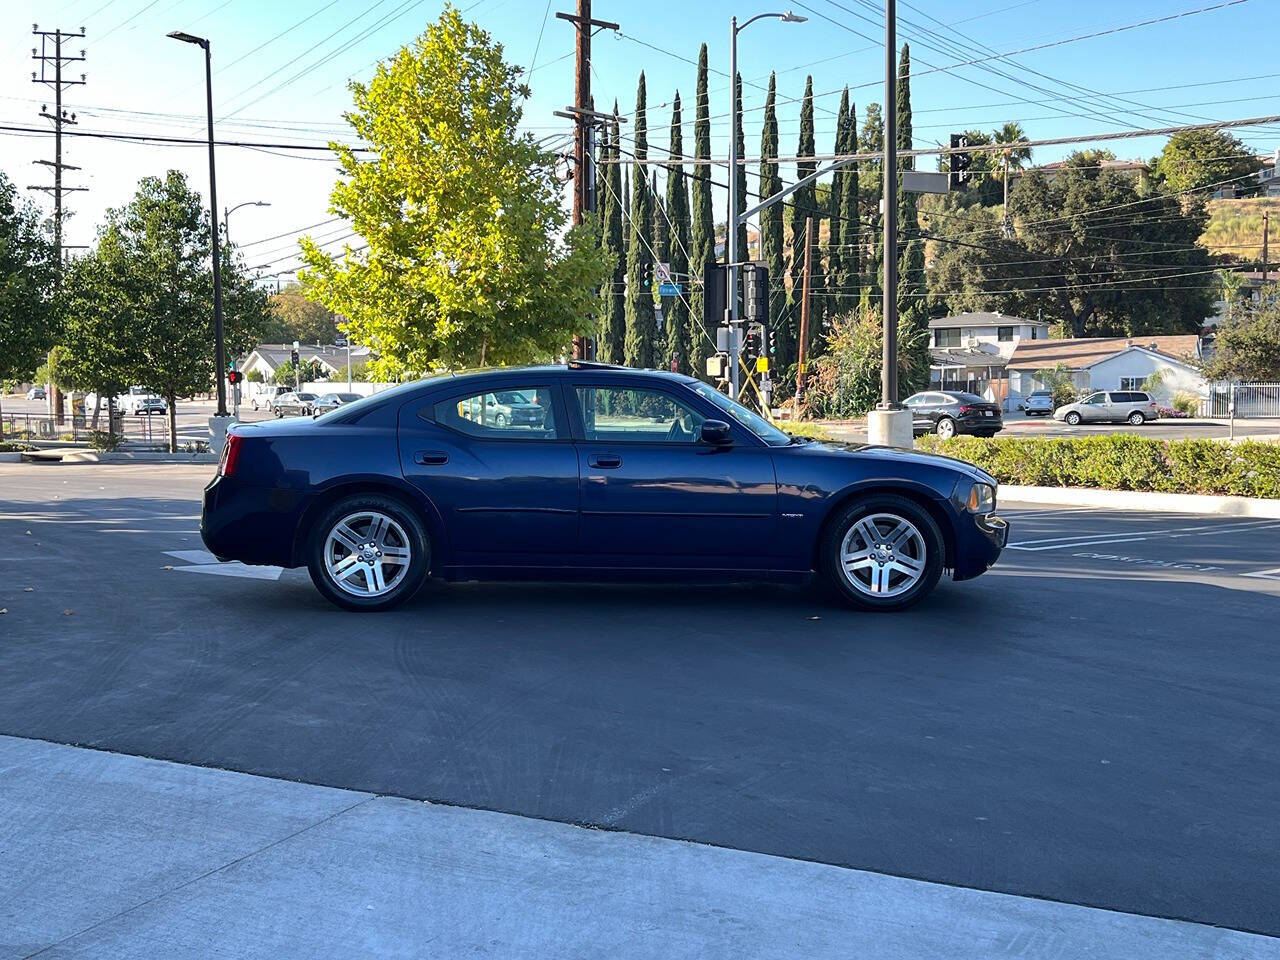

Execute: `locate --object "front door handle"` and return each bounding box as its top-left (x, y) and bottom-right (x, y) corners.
top-left (414, 450), bottom-right (449, 465)
top-left (588, 453), bottom-right (622, 469)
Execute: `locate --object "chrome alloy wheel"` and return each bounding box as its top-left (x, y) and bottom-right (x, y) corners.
top-left (839, 513), bottom-right (928, 598)
top-left (323, 511), bottom-right (412, 597)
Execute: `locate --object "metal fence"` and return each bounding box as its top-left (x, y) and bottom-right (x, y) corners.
top-left (1, 411), bottom-right (173, 447)
top-left (1198, 383), bottom-right (1280, 418)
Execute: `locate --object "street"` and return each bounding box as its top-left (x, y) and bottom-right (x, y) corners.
top-left (820, 411), bottom-right (1280, 443)
top-left (1, 463), bottom-right (1277, 946)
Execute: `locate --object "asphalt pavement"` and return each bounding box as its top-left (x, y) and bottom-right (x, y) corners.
top-left (821, 411), bottom-right (1280, 442)
top-left (1, 464), bottom-right (1277, 944)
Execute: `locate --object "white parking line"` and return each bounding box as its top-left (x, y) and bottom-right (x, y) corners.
top-left (1242, 567), bottom-right (1280, 581)
top-left (1009, 518), bottom-right (1280, 551)
top-left (163, 549), bottom-right (283, 581)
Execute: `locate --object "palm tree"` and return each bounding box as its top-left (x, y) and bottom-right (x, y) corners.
top-left (992, 121), bottom-right (1031, 175)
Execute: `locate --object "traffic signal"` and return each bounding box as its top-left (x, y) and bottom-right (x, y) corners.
top-left (290, 348), bottom-right (300, 366)
top-left (742, 262), bottom-right (769, 326)
top-left (703, 259), bottom-right (728, 329)
top-left (227, 369), bottom-right (243, 385)
top-left (743, 327), bottom-right (762, 358)
top-left (949, 133), bottom-right (972, 190)
top-left (767, 328), bottom-right (777, 357)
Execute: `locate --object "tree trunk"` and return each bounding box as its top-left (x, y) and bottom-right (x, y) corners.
top-left (90, 394), bottom-right (102, 430)
top-left (166, 391), bottom-right (178, 454)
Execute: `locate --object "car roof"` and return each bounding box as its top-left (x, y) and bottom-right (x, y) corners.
top-left (409, 363), bottom-right (699, 388)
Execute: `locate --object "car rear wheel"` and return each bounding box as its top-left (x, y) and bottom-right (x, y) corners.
top-left (935, 417), bottom-right (956, 439)
top-left (1127, 411), bottom-right (1145, 425)
top-left (494, 413), bottom-right (507, 427)
top-left (1064, 411), bottom-right (1082, 426)
top-left (307, 494), bottom-right (430, 612)
top-left (822, 495), bottom-right (944, 611)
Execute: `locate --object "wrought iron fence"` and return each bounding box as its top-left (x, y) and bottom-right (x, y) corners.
top-left (1, 410), bottom-right (173, 447)
top-left (1198, 383), bottom-right (1280, 418)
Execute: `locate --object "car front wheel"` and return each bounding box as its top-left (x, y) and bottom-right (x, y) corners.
top-left (1064, 411), bottom-right (1082, 426)
top-left (307, 494), bottom-right (430, 612)
top-left (822, 495), bottom-right (944, 612)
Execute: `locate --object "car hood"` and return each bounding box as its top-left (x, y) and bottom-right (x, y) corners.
top-left (795, 438), bottom-right (998, 486)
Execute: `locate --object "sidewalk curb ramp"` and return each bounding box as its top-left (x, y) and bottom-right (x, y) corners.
top-left (1002, 484), bottom-right (1280, 518)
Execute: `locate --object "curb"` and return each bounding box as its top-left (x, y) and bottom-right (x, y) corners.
top-left (0, 452), bottom-right (24, 463)
top-left (18, 450), bottom-right (218, 464)
top-left (1001, 484), bottom-right (1280, 518)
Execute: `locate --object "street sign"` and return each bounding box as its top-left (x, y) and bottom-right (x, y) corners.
top-left (756, 356), bottom-right (769, 373)
top-left (658, 282), bottom-right (682, 296)
top-left (655, 261), bottom-right (673, 285)
top-left (902, 170), bottom-right (950, 194)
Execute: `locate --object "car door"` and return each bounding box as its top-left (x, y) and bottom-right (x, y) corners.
top-left (569, 381), bottom-right (778, 568)
top-left (1079, 392), bottom-right (1107, 422)
top-left (904, 393), bottom-right (932, 433)
top-left (398, 382), bottom-right (579, 565)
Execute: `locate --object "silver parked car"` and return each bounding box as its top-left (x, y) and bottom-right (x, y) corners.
top-left (1054, 391), bottom-right (1160, 426)
top-left (312, 392), bottom-right (362, 414)
top-left (1020, 390), bottom-right (1054, 416)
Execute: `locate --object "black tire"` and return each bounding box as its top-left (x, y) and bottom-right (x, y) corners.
top-left (494, 413), bottom-right (507, 427)
top-left (306, 493), bottom-right (431, 612)
top-left (1064, 411), bottom-right (1082, 426)
top-left (1127, 411), bottom-right (1145, 425)
top-left (821, 494), bottom-right (945, 612)
top-left (935, 417), bottom-right (956, 439)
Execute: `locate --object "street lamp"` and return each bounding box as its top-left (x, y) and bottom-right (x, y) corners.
top-left (168, 29), bottom-right (228, 419)
top-left (224, 200), bottom-right (270, 247)
top-left (728, 11), bottom-right (805, 398)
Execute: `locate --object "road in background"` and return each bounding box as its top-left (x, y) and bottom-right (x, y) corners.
top-left (1, 463), bottom-right (1277, 937)
top-left (821, 411), bottom-right (1280, 443)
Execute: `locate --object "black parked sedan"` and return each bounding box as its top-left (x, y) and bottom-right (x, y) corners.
top-left (905, 391), bottom-right (1003, 438)
top-left (203, 363), bottom-right (1008, 614)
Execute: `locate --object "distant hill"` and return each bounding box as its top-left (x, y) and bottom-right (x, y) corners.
top-left (1201, 197), bottom-right (1280, 263)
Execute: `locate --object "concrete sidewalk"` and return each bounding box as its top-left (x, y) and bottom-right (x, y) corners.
top-left (2, 736), bottom-right (1275, 959)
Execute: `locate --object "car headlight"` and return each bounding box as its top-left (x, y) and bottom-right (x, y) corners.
top-left (966, 482), bottom-right (996, 514)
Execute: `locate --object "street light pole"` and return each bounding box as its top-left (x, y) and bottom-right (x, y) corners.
top-left (727, 11), bottom-right (805, 400)
top-left (169, 30), bottom-right (227, 418)
top-left (224, 200), bottom-right (270, 248)
top-left (880, 0), bottom-right (898, 410)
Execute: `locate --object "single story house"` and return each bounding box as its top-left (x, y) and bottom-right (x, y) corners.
top-left (241, 343), bottom-right (372, 381)
top-left (1005, 335), bottom-right (1207, 404)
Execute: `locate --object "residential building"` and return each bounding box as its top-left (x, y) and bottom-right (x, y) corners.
top-left (927, 312), bottom-right (1051, 395)
top-left (1005, 335), bottom-right (1206, 403)
top-left (241, 343), bottom-right (372, 382)
top-left (1035, 159), bottom-right (1149, 183)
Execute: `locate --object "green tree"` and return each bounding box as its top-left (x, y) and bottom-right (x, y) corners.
top-left (0, 171), bottom-right (59, 386)
top-left (834, 98), bottom-right (861, 319)
top-left (59, 252), bottom-right (136, 429)
top-left (759, 73), bottom-right (791, 376)
top-left (734, 72), bottom-right (748, 262)
top-left (1201, 285), bottom-right (1280, 381)
top-left (1033, 363), bottom-right (1081, 408)
top-left (805, 308), bottom-right (929, 418)
top-left (624, 71), bottom-right (657, 369)
top-left (1156, 129), bottom-right (1262, 196)
top-left (993, 121), bottom-right (1032, 175)
top-left (664, 91), bottom-right (691, 374)
top-left (598, 108), bottom-right (626, 364)
top-left (85, 171), bottom-right (268, 450)
top-left (689, 43), bottom-right (715, 377)
top-left (264, 284), bottom-right (338, 344)
top-left (929, 157), bottom-right (1216, 338)
top-left (299, 8), bottom-right (606, 376)
top-left (825, 88), bottom-right (850, 315)
top-left (860, 102), bottom-right (884, 303)
top-left (896, 44), bottom-right (925, 318)
top-left (788, 76), bottom-right (822, 359)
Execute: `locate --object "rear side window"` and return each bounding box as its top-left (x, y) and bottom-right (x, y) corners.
top-left (432, 386), bottom-right (558, 439)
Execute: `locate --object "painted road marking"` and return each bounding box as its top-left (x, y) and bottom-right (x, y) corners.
top-left (1242, 567), bottom-right (1280, 581)
top-left (1071, 552), bottom-right (1227, 573)
top-left (163, 549), bottom-right (283, 581)
top-left (1009, 519), bottom-right (1280, 551)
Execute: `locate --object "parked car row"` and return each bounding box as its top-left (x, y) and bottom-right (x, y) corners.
top-left (1018, 390), bottom-right (1161, 425)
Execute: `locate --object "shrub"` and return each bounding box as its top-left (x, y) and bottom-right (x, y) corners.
top-left (1172, 392), bottom-right (1200, 416)
top-left (916, 434), bottom-right (1280, 498)
top-left (88, 430), bottom-right (123, 452)
top-left (780, 421), bottom-right (835, 442)
top-left (0, 440), bottom-right (35, 452)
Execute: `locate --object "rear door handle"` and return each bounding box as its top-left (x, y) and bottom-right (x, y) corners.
top-left (588, 454), bottom-right (622, 469)
top-left (414, 450), bottom-right (449, 465)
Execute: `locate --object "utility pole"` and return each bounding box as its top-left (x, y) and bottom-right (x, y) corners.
top-left (795, 216), bottom-right (813, 410)
top-left (1262, 211), bottom-right (1269, 282)
top-left (1002, 150), bottom-right (1013, 239)
top-left (556, 2), bottom-right (618, 361)
top-left (30, 25), bottom-right (87, 426)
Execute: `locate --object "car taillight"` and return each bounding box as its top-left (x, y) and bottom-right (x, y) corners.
top-left (1149, 401), bottom-right (1158, 408)
top-left (960, 405), bottom-right (974, 413)
top-left (219, 433), bottom-right (242, 478)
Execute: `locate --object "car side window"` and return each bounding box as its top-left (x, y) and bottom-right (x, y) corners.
top-left (575, 386), bottom-right (706, 443)
top-left (431, 386), bottom-right (558, 439)
top-left (1083, 393), bottom-right (1105, 405)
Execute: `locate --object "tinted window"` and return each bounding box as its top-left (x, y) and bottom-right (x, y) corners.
top-left (576, 386), bottom-right (704, 443)
top-left (935, 328), bottom-right (961, 347)
top-left (433, 386), bottom-right (558, 439)
top-left (998, 326), bottom-right (1014, 341)
top-left (951, 392), bottom-right (986, 404)
top-left (295, 393), bottom-right (317, 401)
top-left (690, 382), bottom-right (789, 445)
top-left (1083, 393), bottom-right (1105, 404)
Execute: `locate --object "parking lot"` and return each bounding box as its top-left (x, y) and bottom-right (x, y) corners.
top-left (1, 463), bottom-right (1277, 941)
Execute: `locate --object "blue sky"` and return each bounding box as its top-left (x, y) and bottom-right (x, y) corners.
top-left (2, 0), bottom-right (1275, 278)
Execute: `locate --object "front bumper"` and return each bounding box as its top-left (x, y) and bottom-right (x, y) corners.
top-left (952, 511), bottom-right (1008, 581)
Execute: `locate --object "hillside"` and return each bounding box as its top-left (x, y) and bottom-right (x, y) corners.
top-left (1201, 196), bottom-right (1280, 263)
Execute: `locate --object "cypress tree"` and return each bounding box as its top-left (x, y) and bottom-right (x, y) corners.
top-left (652, 170), bottom-right (668, 270)
top-left (894, 44), bottom-right (928, 395)
top-left (599, 107), bottom-right (626, 364)
top-left (787, 76), bottom-right (825, 359)
top-left (825, 88), bottom-right (850, 313)
top-left (625, 72), bottom-right (657, 369)
top-left (835, 98), bottom-right (861, 319)
top-left (860, 102), bottom-right (884, 305)
top-left (734, 72), bottom-right (748, 263)
top-left (759, 72), bottom-right (791, 375)
top-left (665, 91), bottom-right (691, 375)
top-left (689, 43), bottom-right (715, 377)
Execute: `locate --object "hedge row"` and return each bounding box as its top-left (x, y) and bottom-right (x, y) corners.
top-left (915, 434), bottom-right (1280, 499)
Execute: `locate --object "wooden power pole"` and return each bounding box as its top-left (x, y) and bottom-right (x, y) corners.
top-left (795, 216), bottom-right (814, 408)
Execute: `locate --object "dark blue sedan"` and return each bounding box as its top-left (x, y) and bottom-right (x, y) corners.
top-left (202, 363), bottom-right (1008, 612)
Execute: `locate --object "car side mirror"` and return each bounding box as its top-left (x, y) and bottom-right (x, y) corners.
top-left (700, 420), bottom-right (733, 446)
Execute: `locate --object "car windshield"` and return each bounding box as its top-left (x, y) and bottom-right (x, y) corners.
top-left (951, 392), bottom-right (987, 404)
top-left (690, 382), bottom-right (791, 446)
top-left (493, 391), bottom-right (532, 404)
top-left (295, 393), bottom-right (317, 401)
top-left (337, 394), bottom-right (360, 402)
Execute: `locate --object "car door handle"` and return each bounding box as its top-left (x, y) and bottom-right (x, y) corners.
top-left (588, 454), bottom-right (622, 469)
top-left (414, 450), bottom-right (449, 465)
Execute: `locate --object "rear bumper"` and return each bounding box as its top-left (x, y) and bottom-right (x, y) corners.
top-left (201, 476), bottom-right (301, 567)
